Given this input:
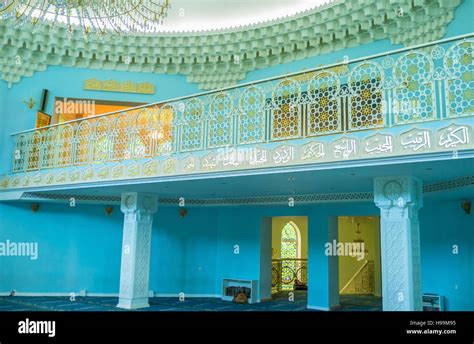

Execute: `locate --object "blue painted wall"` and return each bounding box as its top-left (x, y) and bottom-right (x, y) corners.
top-left (0, 0), bottom-right (472, 310)
top-left (2, 200), bottom-right (471, 310)
top-left (0, 202), bottom-right (123, 294)
top-left (419, 200), bottom-right (474, 311)
top-left (151, 206), bottom-right (218, 295)
top-left (445, 0), bottom-right (474, 38)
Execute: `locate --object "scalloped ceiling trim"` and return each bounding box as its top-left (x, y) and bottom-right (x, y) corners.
top-left (0, 0), bottom-right (463, 90)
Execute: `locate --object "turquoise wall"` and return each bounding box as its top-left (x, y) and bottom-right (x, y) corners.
top-left (1, 200), bottom-right (472, 310)
top-left (152, 206), bottom-right (218, 295)
top-left (444, 0), bottom-right (474, 38)
top-left (0, 202), bottom-right (123, 294)
top-left (0, 0), bottom-right (472, 310)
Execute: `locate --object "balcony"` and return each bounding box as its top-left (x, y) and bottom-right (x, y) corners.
top-left (2, 34), bottom-right (473, 190)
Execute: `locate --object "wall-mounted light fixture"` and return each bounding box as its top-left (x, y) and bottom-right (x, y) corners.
top-left (179, 208), bottom-right (187, 218)
top-left (461, 201), bottom-right (471, 215)
top-left (31, 203), bottom-right (40, 212)
top-left (23, 97), bottom-right (37, 110)
top-left (105, 206), bottom-right (114, 216)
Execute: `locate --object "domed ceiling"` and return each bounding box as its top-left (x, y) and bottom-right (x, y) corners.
top-left (149, 0), bottom-right (335, 33)
top-left (0, 0), bottom-right (464, 89)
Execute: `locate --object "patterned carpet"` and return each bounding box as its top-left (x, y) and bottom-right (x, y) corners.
top-left (0, 292), bottom-right (382, 312)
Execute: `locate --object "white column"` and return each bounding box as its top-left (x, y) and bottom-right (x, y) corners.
top-left (117, 192), bottom-right (158, 309)
top-left (374, 176), bottom-right (423, 311)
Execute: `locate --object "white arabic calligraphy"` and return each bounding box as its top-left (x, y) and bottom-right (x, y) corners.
top-left (273, 146), bottom-right (294, 164)
top-left (400, 131), bottom-right (431, 151)
top-left (302, 142), bottom-right (325, 160)
top-left (439, 126), bottom-right (469, 148)
top-left (365, 136), bottom-right (393, 154)
top-left (333, 139), bottom-right (356, 159)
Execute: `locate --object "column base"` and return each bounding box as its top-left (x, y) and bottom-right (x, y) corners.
top-left (117, 297), bottom-right (150, 310)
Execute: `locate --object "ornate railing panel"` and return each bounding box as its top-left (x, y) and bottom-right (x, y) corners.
top-left (9, 35), bottom-right (473, 175)
top-left (272, 258), bottom-right (308, 294)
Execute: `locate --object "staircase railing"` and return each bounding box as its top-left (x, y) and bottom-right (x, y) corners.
top-left (340, 260), bottom-right (375, 295)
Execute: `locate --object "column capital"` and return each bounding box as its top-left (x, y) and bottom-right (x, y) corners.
top-left (374, 176), bottom-right (423, 211)
top-left (374, 176), bottom-right (423, 311)
top-left (120, 192), bottom-right (158, 215)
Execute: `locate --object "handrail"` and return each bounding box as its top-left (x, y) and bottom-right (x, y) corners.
top-left (9, 34), bottom-right (474, 175)
top-left (10, 32), bottom-right (473, 136)
top-left (339, 260), bottom-right (368, 294)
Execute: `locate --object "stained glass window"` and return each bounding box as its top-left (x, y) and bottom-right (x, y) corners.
top-left (280, 222), bottom-right (300, 290)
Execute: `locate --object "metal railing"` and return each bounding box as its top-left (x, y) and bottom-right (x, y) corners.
top-left (10, 34), bottom-right (473, 174)
top-left (272, 258), bottom-right (308, 293)
top-left (339, 260), bottom-right (375, 295)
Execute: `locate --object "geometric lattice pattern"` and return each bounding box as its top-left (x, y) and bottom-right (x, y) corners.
top-left (238, 86), bottom-right (266, 144)
top-left (180, 98), bottom-right (204, 152)
top-left (393, 52), bottom-right (436, 124)
top-left (444, 40), bottom-right (474, 118)
top-left (208, 92), bottom-right (233, 148)
top-left (10, 37), bottom-right (474, 174)
top-left (271, 79), bottom-right (301, 140)
top-left (349, 62), bottom-right (384, 129)
top-left (307, 70), bottom-right (341, 135)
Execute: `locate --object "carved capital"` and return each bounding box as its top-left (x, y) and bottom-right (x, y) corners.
top-left (374, 176), bottom-right (423, 214)
top-left (120, 192), bottom-right (158, 215)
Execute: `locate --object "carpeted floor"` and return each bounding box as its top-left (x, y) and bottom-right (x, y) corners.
top-left (0, 292), bottom-right (382, 312)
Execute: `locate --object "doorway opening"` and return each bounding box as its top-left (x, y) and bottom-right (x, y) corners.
top-left (337, 216), bottom-right (382, 311)
top-left (270, 216), bottom-right (308, 304)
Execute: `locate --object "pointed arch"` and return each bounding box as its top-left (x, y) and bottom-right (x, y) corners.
top-left (280, 221), bottom-right (302, 260)
top-left (279, 221), bottom-right (303, 291)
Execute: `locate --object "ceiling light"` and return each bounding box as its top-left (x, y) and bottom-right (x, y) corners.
top-left (0, 0), bottom-right (171, 36)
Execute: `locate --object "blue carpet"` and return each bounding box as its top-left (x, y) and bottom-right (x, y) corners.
top-left (0, 292), bottom-right (382, 312)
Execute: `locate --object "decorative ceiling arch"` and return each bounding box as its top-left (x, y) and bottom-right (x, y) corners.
top-left (0, 0), bottom-right (464, 90)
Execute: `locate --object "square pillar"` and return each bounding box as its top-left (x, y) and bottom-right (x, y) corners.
top-left (374, 177), bottom-right (423, 311)
top-left (307, 215), bottom-right (339, 311)
top-left (117, 192), bottom-right (158, 310)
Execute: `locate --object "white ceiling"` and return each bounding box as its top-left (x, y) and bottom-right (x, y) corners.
top-left (158, 0), bottom-right (335, 32)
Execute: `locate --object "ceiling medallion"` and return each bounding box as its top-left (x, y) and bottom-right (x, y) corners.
top-left (0, 0), bottom-right (171, 36)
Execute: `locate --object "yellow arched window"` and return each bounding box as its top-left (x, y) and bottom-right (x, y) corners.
top-left (280, 222), bottom-right (301, 290)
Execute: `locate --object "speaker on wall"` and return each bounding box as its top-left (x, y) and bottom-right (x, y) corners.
top-left (40, 89), bottom-right (48, 112)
